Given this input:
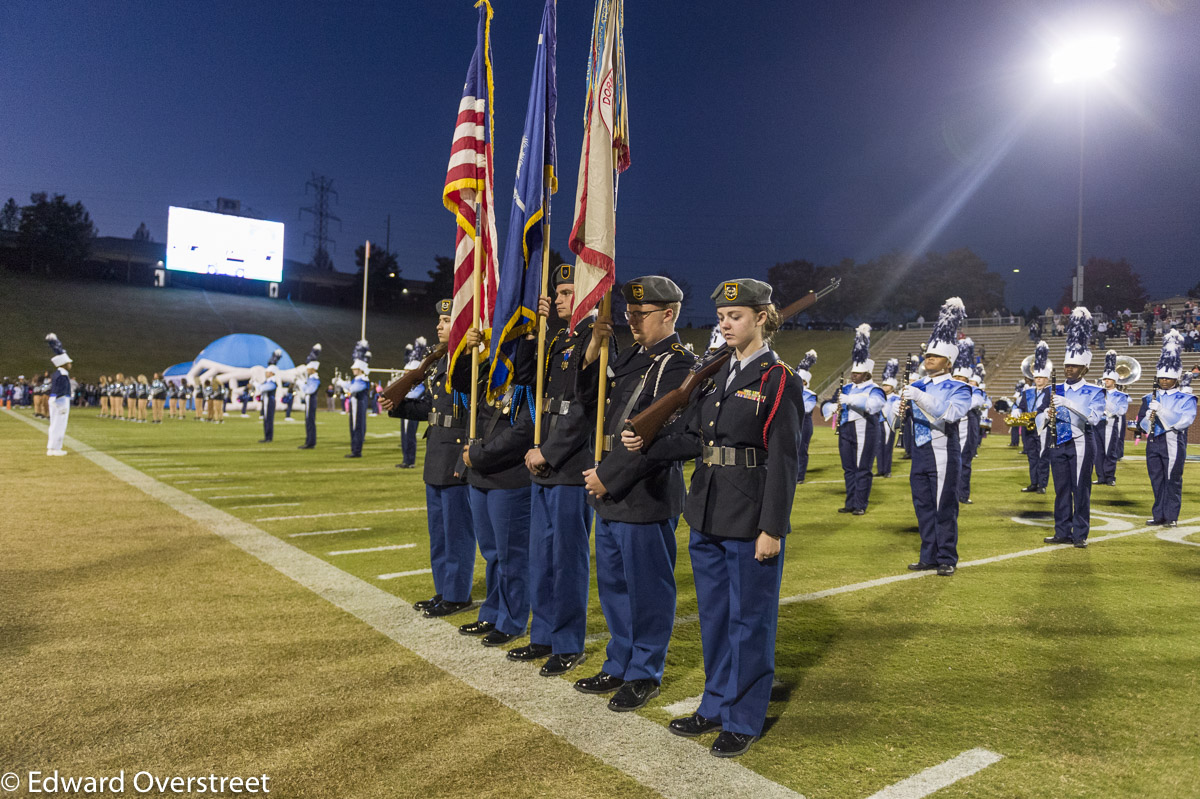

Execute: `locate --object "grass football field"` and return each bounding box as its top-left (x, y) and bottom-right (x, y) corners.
top-left (3, 406), bottom-right (1199, 798)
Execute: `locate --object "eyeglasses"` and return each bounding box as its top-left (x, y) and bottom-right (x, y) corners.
top-left (624, 308), bottom-right (667, 322)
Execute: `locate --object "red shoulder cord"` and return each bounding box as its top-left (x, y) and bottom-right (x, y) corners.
top-left (758, 364), bottom-right (790, 450)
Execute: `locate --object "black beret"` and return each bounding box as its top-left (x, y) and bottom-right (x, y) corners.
top-left (711, 278), bottom-right (773, 307)
top-left (622, 276), bottom-right (684, 304)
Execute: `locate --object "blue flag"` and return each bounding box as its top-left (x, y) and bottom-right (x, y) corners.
top-left (487, 0), bottom-right (557, 401)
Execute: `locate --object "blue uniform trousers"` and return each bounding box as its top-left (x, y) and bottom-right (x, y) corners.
top-left (1050, 436), bottom-right (1094, 542)
top-left (958, 443), bottom-right (976, 502)
top-left (425, 484), bottom-right (475, 603)
top-left (797, 412), bottom-right (813, 482)
top-left (1147, 433), bottom-right (1186, 523)
top-left (529, 484), bottom-right (593, 653)
top-left (595, 517), bottom-right (678, 683)
top-left (838, 421), bottom-right (875, 510)
top-left (1010, 422), bottom-right (1021, 446)
top-left (470, 485), bottom-right (532, 636)
top-left (401, 419), bottom-right (418, 466)
top-left (304, 398), bottom-right (317, 447)
top-left (1024, 430), bottom-right (1049, 488)
top-left (262, 395), bottom-right (275, 441)
top-left (348, 395), bottom-right (366, 455)
top-left (875, 426), bottom-right (895, 477)
top-left (691, 531), bottom-right (785, 737)
top-left (910, 441), bottom-right (960, 566)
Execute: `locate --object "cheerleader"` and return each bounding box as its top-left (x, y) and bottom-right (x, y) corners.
top-left (135, 375), bottom-right (149, 422)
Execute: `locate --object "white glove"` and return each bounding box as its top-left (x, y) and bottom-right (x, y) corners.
top-left (1148, 400), bottom-right (1162, 413)
top-left (901, 386), bottom-right (920, 402)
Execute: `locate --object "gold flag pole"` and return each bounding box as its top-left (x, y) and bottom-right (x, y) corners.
top-left (593, 290), bottom-right (612, 463)
top-left (534, 214), bottom-right (551, 446)
top-left (469, 201), bottom-right (483, 440)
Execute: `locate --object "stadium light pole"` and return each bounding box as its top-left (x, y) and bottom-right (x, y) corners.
top-left (1050, 34), bottom-right (1118, 307)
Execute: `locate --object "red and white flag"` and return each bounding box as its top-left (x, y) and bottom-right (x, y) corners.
top-left (568, 0), bottom-right (629, 329)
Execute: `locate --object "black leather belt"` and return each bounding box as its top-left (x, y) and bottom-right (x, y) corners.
top-left (427, 410), bottom-right (464, 429)
top-left (542, 398), bottom-right (571, 415)
top-left (702, 445), bottom-right (765, 468)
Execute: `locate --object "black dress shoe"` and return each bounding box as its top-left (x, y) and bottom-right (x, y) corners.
top-left (413, 594), bottom-right (442, 612)
top-left (1145, 519), bottom-right (1164, 526)
top-left (907, 562), bottom-right (938, 571)
top-left (458, 619), bottom-right (494, 636)
top-left (258, 439), bottom-right (271, 443)
top-left (1106, 479), bottom-right (1116, 486)
top-left (837, 507), bottom-right (853, 514)
top-left (937, 564), bottom-right (956, 576)
top-left (796, 479), bottom-right (805, 485)
top-left (1073, 540), bottom-right (1088, 548)
top-left (423, 599), bottom-right (473, 618)
top-left (1043, 536), bottom-right (1071, 544)
top-left (961, 498), bottom-right (973, 505)
top-left (540, 652), bottom-right (587, 676)
top-left (344, 453), bottom-right (361, 458)
top-left (481, 630), bottom-right (519, 647)
top-left (608, 679), bottom-right (660, 712)
top-left (1037, 488), bottom-right (1046, 494)
top-left (297, 444), bottom-right (314, 449)
top-left (506, 643), bottom-right (553, 662)
top-left (710, 731), bottom-right (757, 758)
top-left (1164, 521), bottom-right (1178, 528)
top-left (668, 712), bottom-right (722, 738)
top-left (852, 508), bottom-right (866, 516)
top-left (574, 671), bottom-right (625, 695)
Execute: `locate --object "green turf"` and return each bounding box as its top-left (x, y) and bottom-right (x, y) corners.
top-left (8, 404), bottom-right (1199, 798)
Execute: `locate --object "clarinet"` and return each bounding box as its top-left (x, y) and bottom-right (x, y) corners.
top-left (1046, 367), bottom-right (1058, 445)
top-left (894, 356), bottom-right (911, 448)
top-left (1146, 387), bottom-right (1160, 437)
top-left (833, 375), bottom-right (846, 431)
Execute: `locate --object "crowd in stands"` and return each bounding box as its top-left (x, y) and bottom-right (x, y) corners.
top-left (1027, 300), bottom-right (1200, 351)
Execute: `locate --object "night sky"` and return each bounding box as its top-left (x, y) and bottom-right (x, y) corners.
top-left (3, 1), bottom-right (1198, 320)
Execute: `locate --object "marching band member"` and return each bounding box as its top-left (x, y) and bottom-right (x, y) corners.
top-left (903, 298), bottom-right (973, 576)
top-left (298, 344), bottom-right (322, 449)
top-left (1041, 308), bottom-right (1105, 548)
top-left (511, 264), bottom-right (611, 677)
top-left (575, 276), bottom-right (695, 711)
top-left (952, 340), bottom-right (981, 505)
top-left (397, 338), bottom-right (427, 469)
top-left (340, 341), bottom-right (371, 458)
top-left (794, 350), bottom-right (817, 484)
top-left (821, 324), bottom-right (885, 516)
top-left (1019, 342), bottom-right (1053, 494)
top-left (258, 351), bottom-right (282, 442)
top-left (645, 278), bottom-right (800, 758)
top-left (383, 300), bottom-right (475, 617)
top-left (900, 354), bottom-right (921, 459)
top-left (1139, 331), bottom-right (1197, 528)
top-left (191, 379), bottom-right (203, 422)
top-left (44, 334), bottom-right (73, 456)
top-left (1094, 350), bottom-right (1129, 486)
top-left (1009, 379), bottom-right (1024, 447)
top-left (876, 358), bottom-right (901, 479)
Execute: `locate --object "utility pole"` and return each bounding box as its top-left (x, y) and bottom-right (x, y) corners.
top-left (300, 174), bottom-right (341, 270)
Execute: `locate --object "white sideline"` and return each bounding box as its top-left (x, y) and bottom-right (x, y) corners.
top-left (210, 493), bottom-right (276, 500)
top-left (4, 410), bottom-right (807, 799)
top-left (191, 486), bottom-right (251, 492)
top-left (376, 568), bottom-right (435, 580)
top-left (329, 544), bottom-right (417, 556)
top-left (229, 502), bottom-right (300, 510)
top-left (289, 527), bottom-right (373, 538)
top-left (255, 507), bottom-right (426, 522)
top-left (865, 748), bottom-right (1003, 799)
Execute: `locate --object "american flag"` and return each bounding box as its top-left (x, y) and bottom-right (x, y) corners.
top-left (443, 0), bottom-right (499, 390)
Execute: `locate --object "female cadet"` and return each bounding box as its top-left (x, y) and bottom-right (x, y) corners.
top-left (636, 278), bottom-right (801, 758)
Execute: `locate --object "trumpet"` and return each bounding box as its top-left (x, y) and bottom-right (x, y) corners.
top-left (1004, 410), bottom-right (1038, 431)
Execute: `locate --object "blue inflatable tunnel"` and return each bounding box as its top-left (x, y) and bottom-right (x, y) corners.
top-left (193, 334), bottom-right (295, 370)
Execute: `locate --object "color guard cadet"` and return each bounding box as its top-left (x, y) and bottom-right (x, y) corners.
top-left (44, 334), bottom-right (73, 456)
top-left (875, 358), bottom-right (901, 478)
top-left (1093, 350), bottom-right (1128, 486)
top-left (1041, 308), bottom-right (1106, 548)
top-left (1139, 331), bottom-right (1197, 528)
top-left (1019, 342), bottom-right (1052, 494)
top-left (821, 324), bottom-right (885, 515)
top-left (453, 329), bottom-right (537, 639)
top-left (341, 340), bottom-right (371, 458)
top-left (794, 350), bottom-right (817, 484)
top-left (512, 263), bottom-right (613, 676)
top-left (903, 297), bottom-right (973, 576)
top-left (641, 278), bottom-right (800, 758)
top-left (952, 340), bottom-right (981, 505)
top-left (383, 300), bottom-right (475, 617)
top-left (298, 344), bottom-right (322, 449)
top-left (258, 350), bottom-right (282, 442)
top-left (574, 276), bottom-right (696, 711)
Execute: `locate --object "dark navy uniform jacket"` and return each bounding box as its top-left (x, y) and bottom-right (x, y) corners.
top-left (389, 355), bottom-right (468, 488)
top-left (647, 349), bottom-right (801, 540)
top-left (534, 317), bottom-right (614, 487)
top-left (50, 369), bottom-right (71, 398)
top-left (452, 337), bottom-right (538, 491)
top-left (581, 332), bottom-right (696, 524)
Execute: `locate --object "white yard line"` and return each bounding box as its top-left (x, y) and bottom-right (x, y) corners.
top-left (191, 486), bottom-right (251, 492)
top-left (865, 748), bottom-right (1004, 799)
top-left (255, 507), bottom-right (426, 522)
top-left (329, 544), bottom-right (417, 556)
top-left (228, 502), bottom-right (301, 510)
top-left (289, 527), bottom-right (373, 538)
top-left (376, 568), bottom-right (435, 580)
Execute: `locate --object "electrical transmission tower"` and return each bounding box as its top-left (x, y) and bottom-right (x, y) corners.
top-left (300, 174), bottom-right (341, 270)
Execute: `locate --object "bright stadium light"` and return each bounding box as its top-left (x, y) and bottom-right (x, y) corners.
top-left (1051, 35), bottom-right (1119, 84)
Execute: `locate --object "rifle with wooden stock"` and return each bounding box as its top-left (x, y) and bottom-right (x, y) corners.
top-left (624, 278), bottom-right (841, 444)
top-left (381, 342), bottom-right (449, 405)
